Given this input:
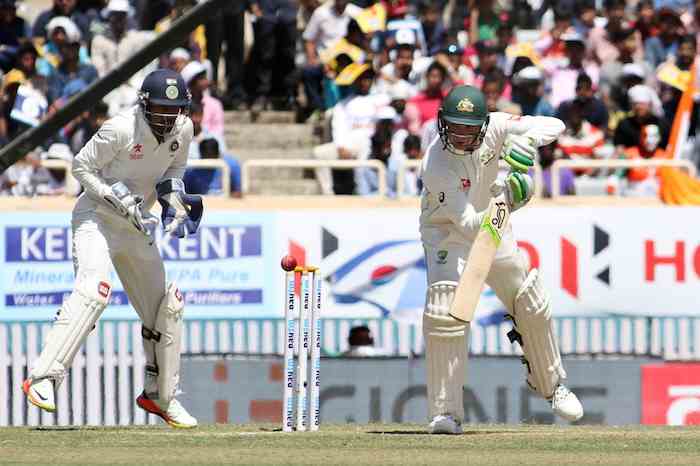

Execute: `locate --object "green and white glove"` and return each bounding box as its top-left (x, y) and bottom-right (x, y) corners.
top-left (502, 134), bottom-right (537, 173)
top-left (491, 171), bottom-right (534, 212)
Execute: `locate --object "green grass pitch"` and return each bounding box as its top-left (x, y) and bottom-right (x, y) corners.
top-left (1, 424), bottom-right (699, 466)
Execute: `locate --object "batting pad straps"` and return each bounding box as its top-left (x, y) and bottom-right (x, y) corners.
top-left (424, 281), bottom-right (468, 421)
top-left (512, 269), bottom-right (566, 399)
top-left (156, 178), bottom-right (185, 197)
top-left (142, 326), bottom-right (162, 343)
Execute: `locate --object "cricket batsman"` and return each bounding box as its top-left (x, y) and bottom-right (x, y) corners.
top-left (22, 69), bottom-right (203, 428)
top-left (420, 85), bottom-right (583, 434)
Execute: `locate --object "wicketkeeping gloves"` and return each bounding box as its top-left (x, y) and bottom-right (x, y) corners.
top-left (490, 171), bottom-right (534, 212)
top-left (102, 181), bottom-right (158, 239)
top-left (156, 179), bottom-right (204, 238)
top-left (502, 134), bottom-right (537, 173)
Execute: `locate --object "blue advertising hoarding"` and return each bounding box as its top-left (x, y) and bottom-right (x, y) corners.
top-left (0, 212), bottom-right (278, 321)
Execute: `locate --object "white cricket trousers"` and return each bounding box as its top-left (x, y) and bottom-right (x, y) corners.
top-left (71, 209), bottom-right (167, 331)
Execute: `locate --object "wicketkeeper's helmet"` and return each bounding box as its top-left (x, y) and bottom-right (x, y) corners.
top-left (138, 68), bottom-right (191, 139)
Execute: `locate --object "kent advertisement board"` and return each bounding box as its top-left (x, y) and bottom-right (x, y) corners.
top-left (0, 212), bottom-right (276, 321)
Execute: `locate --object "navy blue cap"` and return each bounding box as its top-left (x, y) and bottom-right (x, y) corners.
top-left (140, 68), bottom-right (190, 107)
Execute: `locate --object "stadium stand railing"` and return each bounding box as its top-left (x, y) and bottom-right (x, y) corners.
top-left (550, 159), bottom-right (697, 198)
top-left (396, 159), bottom-right (545, 199)
top-left (42, 159), bottom-right (231, 197)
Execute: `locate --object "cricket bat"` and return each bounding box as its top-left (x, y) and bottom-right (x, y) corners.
top-left (448, 195), bottom-right (511, 323)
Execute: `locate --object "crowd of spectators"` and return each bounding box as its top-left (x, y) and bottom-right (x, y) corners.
top-left (0, 0), bottom-right (240, 197)
top-left (297, 0), bottom-right (700, 196)
top-left (2, 0), bottom-right (700, 198)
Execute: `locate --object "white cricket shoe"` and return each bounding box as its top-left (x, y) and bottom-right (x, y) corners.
top-left (23, 378), bottom-right (56, 412)
top-left (137, 392), bottom-right (198, 429)
top-left (550, 384), bottom-right (583, 422)
top-left (428, 415), bottom-right (463, 435)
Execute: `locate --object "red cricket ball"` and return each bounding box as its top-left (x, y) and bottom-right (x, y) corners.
top-left (280, 255), bottom-right (298, 271)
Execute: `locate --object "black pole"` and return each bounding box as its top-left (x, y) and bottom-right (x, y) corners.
top-left (0, 0), bottom-right (229, 174)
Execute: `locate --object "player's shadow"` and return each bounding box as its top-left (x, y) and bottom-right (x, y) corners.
top-left (31, 426), bottom-right (82, 432)
top-left (366, 429), bottom-right (518, 436)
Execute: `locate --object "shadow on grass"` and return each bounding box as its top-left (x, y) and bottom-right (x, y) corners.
top-left (31, 427), bottom-right (82, 432)
top-left (367, 430), bottom-right (525, 436)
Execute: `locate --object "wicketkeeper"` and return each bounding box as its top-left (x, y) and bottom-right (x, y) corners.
top-left (22, 69), bottom-right (203, 428)
top-left (420, 85), bottom-right (583, 434)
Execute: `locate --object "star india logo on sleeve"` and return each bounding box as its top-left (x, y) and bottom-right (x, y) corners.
top-left (456, 98), bottom-right (474, 112)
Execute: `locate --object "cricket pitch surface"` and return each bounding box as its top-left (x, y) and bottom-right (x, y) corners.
top-left (1, 424), bottom-right (699, 465)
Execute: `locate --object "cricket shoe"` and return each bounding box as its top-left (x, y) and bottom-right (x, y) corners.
top-left (550, 384), bottom-right (583, 422)
top-left (23, 378), bottom-right (56, 412)
top-left (428, 415), bottom-right (463, 435)
top-left (136, 392), bottom-right (198, 429)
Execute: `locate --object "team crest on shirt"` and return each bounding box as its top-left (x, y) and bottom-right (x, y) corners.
top-left (170, 141), bottom-right (179, 152)
top-left (460, 178), bottom-right (471, 191)
top-left (129, 143), bottom-right (143, 160)
top-left (479, 148), bottom-right (496, 166)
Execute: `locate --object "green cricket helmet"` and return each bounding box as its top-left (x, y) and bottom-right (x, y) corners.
top-left (438, 85), bottom-right (489, 156)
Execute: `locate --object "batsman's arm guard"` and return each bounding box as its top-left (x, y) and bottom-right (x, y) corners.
top-left (141, 283), bottom-right (185, 406)
top-left (30, 279), bottom-right (111, 385)
top-left (509, 269), bottom-right (566, 399)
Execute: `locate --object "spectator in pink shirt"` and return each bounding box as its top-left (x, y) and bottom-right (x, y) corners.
top-left (181, 60), bottom-right (224, 139)
top-left (548, 31), bottom-right (600, 108)
top-left (404, 61), bottom-right (448, 135)
top-left (587, 0), bottom-right (643, 66)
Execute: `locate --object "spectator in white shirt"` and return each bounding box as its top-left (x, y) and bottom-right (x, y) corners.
top-left (0, 151), bottom-right (57, 196)
top-left (312, 63), bottom-right (390, 194)
top-left (389, 133), bottom-right (422, 196)
top-left (92, 0), bottom-right (156, 114)
top-left (168, 48), bottom-right (190, 73)
top-left (301, 0), bottom-right (362, 114)
top-left (375, 29), bottom-right (430, 98)
top-left (303, 0), bottom-right (362, 56)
